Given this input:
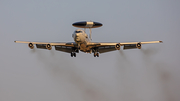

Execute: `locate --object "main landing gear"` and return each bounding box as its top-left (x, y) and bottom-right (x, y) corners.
top-left (94, 52), bottom-right (99, 57)
top-left (71, 52), bottom-right (76, 57)
top-left (71, 47), bottom-right (79, 57)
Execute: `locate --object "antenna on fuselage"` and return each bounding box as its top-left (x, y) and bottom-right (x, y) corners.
top-left (72, 21), bottom-right (103, 41)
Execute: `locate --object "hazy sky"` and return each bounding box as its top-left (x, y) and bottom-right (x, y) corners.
top-left (0, 0), bottom-right (180, 101)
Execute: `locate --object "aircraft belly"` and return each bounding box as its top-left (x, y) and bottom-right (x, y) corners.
top-left (80, 43), bottom-right (91, 53)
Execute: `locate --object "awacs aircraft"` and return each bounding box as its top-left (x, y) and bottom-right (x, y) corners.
top-left (15, 21), bottom-right (162, 57)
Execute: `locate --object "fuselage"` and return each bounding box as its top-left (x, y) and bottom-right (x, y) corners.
top-left (72, 29), bottom-right (92, 53)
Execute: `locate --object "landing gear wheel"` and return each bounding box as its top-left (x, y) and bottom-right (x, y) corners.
top-left (94, 52), bottom-right (99, 57)
top-left (97, 53), bottom-right (99, 57)
top-left (71, 52), bottom-right (76, 57)
top-left (71, 53), bottom-right (73, 57)
top-left (94, 53), bottom-right (96, 57)
top-left (73, 53), bottom-right (76, 57)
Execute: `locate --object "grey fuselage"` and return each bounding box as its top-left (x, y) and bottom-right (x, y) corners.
top-left (72, 29), bottom-right (92, 53)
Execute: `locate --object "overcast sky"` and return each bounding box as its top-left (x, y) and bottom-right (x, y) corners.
top-left (0, 0), bottom-right (180, 101)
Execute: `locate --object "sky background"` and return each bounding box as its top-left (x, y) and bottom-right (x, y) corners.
top-left (0, 0), bottom-right (180, 101)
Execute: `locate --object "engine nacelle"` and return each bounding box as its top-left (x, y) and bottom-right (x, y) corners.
top-left (28, 43), bottom-right (34, 49)
top-left (46, 44), bottom-right (52, 50)
top-left (115, 43), bottom-right (121, 50)
top-left (136, 42), bottom-right (141, 49)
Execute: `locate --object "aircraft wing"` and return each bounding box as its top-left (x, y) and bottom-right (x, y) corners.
top-left (14, 41), bottom-right (78, 53)
top-left (87, 41), bottom-right (162, 53)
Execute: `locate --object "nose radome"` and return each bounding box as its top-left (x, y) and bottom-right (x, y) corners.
top-left (76, 33), bottom-right (80, 36)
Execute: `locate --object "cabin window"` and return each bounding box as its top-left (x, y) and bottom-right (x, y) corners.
top-left (75, 31), bottom-right (82, 33)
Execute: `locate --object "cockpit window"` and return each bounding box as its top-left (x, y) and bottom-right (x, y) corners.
top-left (75, 31), bottom-right (82, 33)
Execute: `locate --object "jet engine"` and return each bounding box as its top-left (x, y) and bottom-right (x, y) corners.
top-left (115, 43), bottom-right (121, 50)
top-left (136, 42), bottom-right (141, 49)
top-left (46, 44), bottom-right (52, 50)
top-left (28, 43), bottom-right (34, 49)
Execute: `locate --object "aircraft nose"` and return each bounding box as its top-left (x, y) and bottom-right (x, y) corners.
top-left (75, 34), bottom-right (81, 42)
top-left (76, 33), bottom-right (80, 36)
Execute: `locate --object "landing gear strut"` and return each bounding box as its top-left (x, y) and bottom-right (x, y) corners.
top-left (94, 52), bottom-right (99, 57)
top-left (71, 47), bottom-right (79, 57)
top-left (71, 52), bottom-right (76, 57)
